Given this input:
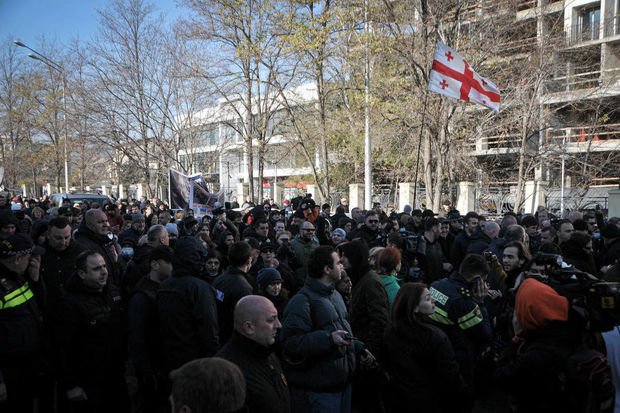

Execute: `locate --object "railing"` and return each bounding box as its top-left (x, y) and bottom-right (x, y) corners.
top-left (495, 35), bottom-right (538, 55)
top-left (543, 67), bottom-right (620, 94)
top-left (543, 67), bottom-right (601, 93)
top-left (544, 123), bottom-right (620, 145)
top-left (516, 0), bottom-right (563, 12)
top-left (604, 15), bottom-right (620, 38)
top-left (464, 134), bottom-right (520, 153)
top-left (460, 0), bottom-right (502, 22)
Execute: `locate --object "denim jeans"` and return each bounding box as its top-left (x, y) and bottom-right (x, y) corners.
top-left (290, 385), bottom-right (352, 413)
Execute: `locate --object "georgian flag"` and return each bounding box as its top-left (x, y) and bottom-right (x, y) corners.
top-left (428, 42), bottom-right (501, 113)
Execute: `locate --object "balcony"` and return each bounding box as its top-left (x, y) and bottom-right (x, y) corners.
top-left (495, 34), bottom-right (538, 56)
top-left (542, 67), bottom-right (620, 103)
top-left (543, 66), bottom-right (602, 94)
top-left (516, 0), bottom-right (564, 21)
top-left (464, 133), bottom-right (521, 156)
top-left (543, 123), bottom-right (620, 153)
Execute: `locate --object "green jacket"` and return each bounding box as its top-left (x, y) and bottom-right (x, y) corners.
top-left (380, 274), bottom-right (400, 313)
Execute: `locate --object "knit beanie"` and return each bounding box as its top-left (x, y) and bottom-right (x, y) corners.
top-left (332, 228), bottom-right (346, 238)
top-left (515, 278), bottom-right (569, 333)
top-left (257, 267), bottom-right (282, 292)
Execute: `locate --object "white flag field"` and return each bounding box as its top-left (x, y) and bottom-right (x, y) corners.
top-left (428, 42), bottom-right (501, 113)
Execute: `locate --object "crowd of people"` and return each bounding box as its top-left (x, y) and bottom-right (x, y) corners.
top-left (1, 190), bottom-right (620, 413)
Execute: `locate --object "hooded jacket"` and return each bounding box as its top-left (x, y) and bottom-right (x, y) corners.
top-left (157, 237), bottom-right (219, 373)
top-left (515, 278), bottom-right (569, 333)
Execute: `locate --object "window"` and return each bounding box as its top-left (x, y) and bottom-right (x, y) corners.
top-left (221, 123), bottom-right (236, 143)
top-left (581, 6), bottom-right (600, 41)
top-left (266, 110), bottom-right (289, 137)
top-left (200, 125), bottom-right (218, 146)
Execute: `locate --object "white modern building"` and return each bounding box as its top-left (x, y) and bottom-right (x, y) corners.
top-left (177, 83), bottom-right (320, 203)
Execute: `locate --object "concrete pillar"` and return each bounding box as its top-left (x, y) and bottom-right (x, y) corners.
top-left (135, 183), bottom-right (144, 201)
top-left (45, 183), bottom-right (52, 196)
top-left (272, 181), bottom-right (281, 206)
top-left (523, 180), bottom-right (548, 215)
top-left (609, 189), bottom-right (620, 219)
top-left (236, 182), bottom-right (248, 203)
top-left (101, 185), bottom-right (111, 197)
top-left (306, 184), bottom-right (317, 202)
top-left (349, 183), bottom-right (365, 211)
top-left (457, 181), bottom-right (476, 214)
top-left (398, 182), bottom-right (415, 212)
top-left (21, 184), bottom-right (27, 197)
top-left (118, 184), bottom-right (126, 200)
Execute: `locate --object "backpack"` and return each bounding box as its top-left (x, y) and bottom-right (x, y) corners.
top-left (564, 348), bottom-right (615, 413)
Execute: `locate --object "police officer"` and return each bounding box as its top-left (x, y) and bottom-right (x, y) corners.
top-left (0, 233), bottom-right (45, 413)
top-left (429, 254), bottom-right (493, 392)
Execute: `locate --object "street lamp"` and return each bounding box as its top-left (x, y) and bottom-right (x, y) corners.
top-left (14, 40), bottom-right (70, 193)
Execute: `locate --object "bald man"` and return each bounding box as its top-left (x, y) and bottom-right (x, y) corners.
top-left (467, 221), bottom-right (501, 255)
top-left (290, 220), bottom-right (318, 280)
top-left (216, 295), bottom-right (290, 413)
top-left (74, 208), bottom-right (121, 285)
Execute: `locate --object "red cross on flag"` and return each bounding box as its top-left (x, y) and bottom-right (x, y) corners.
top-left (428, 42), bottom-right (500, 113)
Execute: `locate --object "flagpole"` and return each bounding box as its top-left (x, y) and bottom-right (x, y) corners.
top-left (364, 0), bottom-right (372, 211)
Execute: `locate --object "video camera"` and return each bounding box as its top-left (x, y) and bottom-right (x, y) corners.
top-left (398, 228), bottom-right (426, 255)
top-left (526, 252), bottom-right (620, 332)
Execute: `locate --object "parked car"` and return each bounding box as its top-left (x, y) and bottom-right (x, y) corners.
top-left (50, 193), bottom-right (112, 207)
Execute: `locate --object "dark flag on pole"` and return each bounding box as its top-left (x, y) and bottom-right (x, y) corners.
top-left (168, 168), bottom-right (225, 213)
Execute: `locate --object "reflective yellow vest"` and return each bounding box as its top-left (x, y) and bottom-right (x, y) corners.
top-left (0, 279), bottom-right (34, 311)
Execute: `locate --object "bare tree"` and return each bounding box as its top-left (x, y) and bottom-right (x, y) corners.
top-left (86, 0), bottom-right (176, 198)
top-left (181, 0), bottom-right (298, 204)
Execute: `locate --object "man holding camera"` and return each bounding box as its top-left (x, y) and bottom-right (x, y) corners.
top-left (280, 246), bottom-right (368, 413)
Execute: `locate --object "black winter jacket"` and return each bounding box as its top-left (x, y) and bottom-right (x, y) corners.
top-left (122, 244), bottom-right (153, 295)
top-left (54, 275), bottom-right (125, 390)
top-left (40, 241), bottom-right (85, 318)
top-left (494, 322), bottom-right (580, 413)
top-left (217, 331), bottom-right (290, 413)
top-left (158, 273), bottom-right (219, 373)
top-left (350, 269), bottom-right (389, 356)
top-left (382, 319), bottom-right (471, 412)
top-left (213, 267), bottom-right (253, 343)
top-left (128, 276), bottom-right (163, 379)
